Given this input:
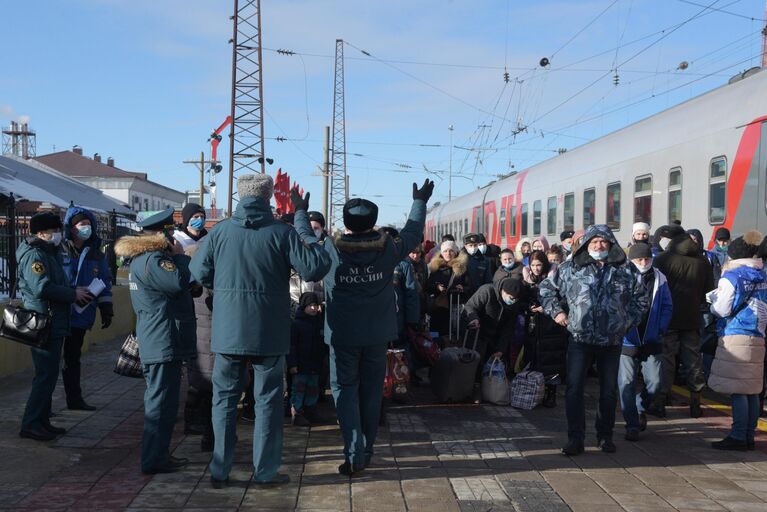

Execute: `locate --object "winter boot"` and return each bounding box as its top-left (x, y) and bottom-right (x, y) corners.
top-left (542, 385), bottom-right (557, 408)
top-left (711, 436), bottom-right (747, 451)
top-left (304, 405), bottom-right (323, 424)
top-left (689, 392), bottom-right (703, 418)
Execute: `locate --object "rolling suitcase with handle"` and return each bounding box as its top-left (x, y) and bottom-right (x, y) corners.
top-left (431, 327), bottom-right (480, 403)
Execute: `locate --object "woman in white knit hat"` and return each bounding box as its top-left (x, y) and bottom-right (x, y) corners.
top-left (629, 222), bottom-right (651, 247)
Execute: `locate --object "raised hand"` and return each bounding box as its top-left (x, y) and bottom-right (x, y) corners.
top-left (291, 187), bottom-right (310, 212)
top-left (412, 179), bottom-right (435, 202)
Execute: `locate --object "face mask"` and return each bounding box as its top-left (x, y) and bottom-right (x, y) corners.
top-left (503, 296), bottom-right (517, 306)
top-left (189, 217), bottom-right (205, 230)
top-left (478, 244), bottom-right (487, 254)
top-left (715, 244), bottom-right (728, 252)
top-left (502, 263), bottom-right (515, 270)
top-left (50, 232), bottom-right (62, 246)
top-left (588, 250), bottom-right (608, 261)
top-left (659, 238), bottom-right (670, 250)
top-left (75, 225), bottom-right (92, 241)
top-left (563, 242), bottom-right (572, 252)
top-left (466, 246), bottom-right (477, 256)
top-left (635, 263), bottom-right (653, 274)
top-left (313, 228), bottom-right (324, 238)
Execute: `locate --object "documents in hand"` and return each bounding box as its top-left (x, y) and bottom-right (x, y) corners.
top-left (74, 278), bottom-right (106, 313)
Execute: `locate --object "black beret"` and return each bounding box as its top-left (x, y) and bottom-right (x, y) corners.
top-left (343, 198), bottom-right (378, 233)
top-left (628, 242), bottom-right (652, 260)
top-left (308, 211), bottom-right (325, 228)
top-left (30, 212), bottom-right (63, 234)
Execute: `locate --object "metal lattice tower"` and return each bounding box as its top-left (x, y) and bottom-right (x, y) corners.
top-left (227, 0), bottom-right (265, 216)
top-left (329, 39), bottom-right (348, 233)
top-left (1, 121), bottom-right (36, 159)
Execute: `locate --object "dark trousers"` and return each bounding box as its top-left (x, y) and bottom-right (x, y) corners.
top-left (62, 327), bottom-right (87, 405)
top-left (22, 336), bottom-right (64, 431)
top-left (330, 342), bottom-right (388, 467)
top-left (565, 342), bottom-right (621, 442)
top-left (141, 361), bottom-right (183, 472)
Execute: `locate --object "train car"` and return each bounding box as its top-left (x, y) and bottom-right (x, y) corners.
top-left (426, 68), bottom-right (767, 250)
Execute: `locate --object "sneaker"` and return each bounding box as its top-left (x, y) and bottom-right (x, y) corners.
top-left (597, 438), bottom-right (616, 453)
top-left (561, 438), bottom-right (584, 456)
top-left (639, 412), bottom-right (647, 432)
top-left (624, 430), bottom-right (640, 442)
top-left (711, 436), bottom-right (747, 451)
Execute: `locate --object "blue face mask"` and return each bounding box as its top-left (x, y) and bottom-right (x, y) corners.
top-left (588, 250), bottom-right (609, 261)
top-left (76, 225), bottom-right (92, 241)
top-left (503, 296), bottom-right (517, 306)
top-left (502, 263), bottom-right (515, 270)
top-left (189, 217), bottom-right (205, 230)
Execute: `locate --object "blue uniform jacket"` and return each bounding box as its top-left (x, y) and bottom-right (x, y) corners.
top-left (622, 268), bottom-right (673, 351)
top-left (115, 233), bottom-right (196, 364)
top-left (16, 238), bottom-right (77, 339)
top-left (62, 206), bottom-right (113, 330)
top-left (322, 200), bottom-right (426, 346)
top-left (711, 260), bottom-right (767, 338)
top-left (189, 198), bottom-right (331, 356)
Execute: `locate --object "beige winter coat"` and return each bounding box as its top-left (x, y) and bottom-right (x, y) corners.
top-left (708, 334), bottom-right (765, 395)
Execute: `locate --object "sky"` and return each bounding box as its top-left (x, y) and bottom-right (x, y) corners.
top-left (2, 0), bottom-right (766, 227)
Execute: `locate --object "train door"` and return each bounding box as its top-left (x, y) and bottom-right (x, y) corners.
top-left (759, 121), bottom-right (767, 233)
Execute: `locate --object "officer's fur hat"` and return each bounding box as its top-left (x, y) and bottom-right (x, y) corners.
top-left (237, 173), bottom-right (273, 201)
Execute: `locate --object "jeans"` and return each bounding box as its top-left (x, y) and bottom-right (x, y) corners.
top-left (210, 354), bottom-right (284, 482)
top-left (730, 393), bottom-right (759, 442)
top-left (22, 336), bottom-right (64, 430)
top-left (660, 329), bottom-right (705, 394)
top-left (141, 361), bottom-right (183, 472)
top-left (62, 327), bottom-right (87, 405)
top-left (565, 342), bottom-right (621, 442)
top-left (618, 353), bottom-right (662, 432)
top-left (291, 373), bottom-right (320, 411)
top-left (330, 342), bottom-right (388, 466)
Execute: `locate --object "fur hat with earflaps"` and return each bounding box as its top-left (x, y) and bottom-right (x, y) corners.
top-left (727, 230), bottom-right (763, 260)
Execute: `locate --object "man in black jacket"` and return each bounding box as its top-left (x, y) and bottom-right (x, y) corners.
top-left (652, 224), bottom-right (715, 418)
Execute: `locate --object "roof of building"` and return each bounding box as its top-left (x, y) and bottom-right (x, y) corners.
top-left (0, 155), bottom-right (133, 214)
top-left (35, 150), bottom-right (147, 179)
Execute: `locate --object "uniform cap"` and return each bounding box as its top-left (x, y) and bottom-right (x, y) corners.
top-left (137, 207), bottom-right (176, 231)
top-left (463, 233), bottom-right (480, 244)
top-left (559, 230), bottom-right (575, 241)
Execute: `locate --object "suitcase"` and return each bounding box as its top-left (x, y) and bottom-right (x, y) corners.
top-left (438, 293), bottom-right (464, 348)
top-left (431, 328), bottom-right (480, 403)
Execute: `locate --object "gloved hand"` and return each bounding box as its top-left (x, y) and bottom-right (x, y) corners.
top-left (99, 302), bottom-right (114, 329)
top-left (291, 187), bottom-right (310, 212)
top-left (412, 179), bottom-right (435, 202)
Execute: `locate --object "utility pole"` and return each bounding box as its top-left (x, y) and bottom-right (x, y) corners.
top-left (322, 125), bottom-right (330, 223)
top-left (183, 153), bottom-right (219, 207)
top-left (448, 124), bottom-right (454, 202)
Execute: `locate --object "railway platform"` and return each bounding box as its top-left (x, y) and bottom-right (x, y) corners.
top-left (0, 336), bottom-right (766, 511)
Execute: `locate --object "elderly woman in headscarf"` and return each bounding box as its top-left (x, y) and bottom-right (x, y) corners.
top-left (426, 240), bottom-right (470, 337)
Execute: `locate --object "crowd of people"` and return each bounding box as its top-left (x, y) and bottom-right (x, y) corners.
top-left (12, 178), bottom-right (767, 487)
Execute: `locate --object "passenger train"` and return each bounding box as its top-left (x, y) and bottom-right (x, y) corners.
top-left (425, 68), bottom-right (767, 250)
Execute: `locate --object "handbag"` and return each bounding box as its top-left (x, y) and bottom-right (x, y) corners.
top-left (0, 280), bottom-right (52, 350)
top-left (114, 332), bottom-right (143, 378)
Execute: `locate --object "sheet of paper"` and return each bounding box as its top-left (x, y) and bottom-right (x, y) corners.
top-left (74, 278), bottom-right (106, 313)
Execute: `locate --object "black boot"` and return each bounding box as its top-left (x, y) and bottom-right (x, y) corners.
top-left (184, 387), bottom-right (204, 435)
top-left (711, 436), bottom-right (747, 451)
top-left (542, 385), bottom-right (557, 408)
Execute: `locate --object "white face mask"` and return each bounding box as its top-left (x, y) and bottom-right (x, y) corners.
top-left (588, 250), bottom-right (608, 261)
top-left (313, 228), bottom-right (324, 238)
top-left (478, 244), bottom-right (487, 254)
top-left (659, 238), bottom-right (671, 250)
top-left (466, 246), bottom-right (477, 256)
top-left (50, 232), bottom-right (63, 246)
top-left (635, 263), bottom-right (653, 274)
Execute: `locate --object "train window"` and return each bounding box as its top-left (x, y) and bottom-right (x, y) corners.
top-left (533, 200), bottom-right (542, 235)
top-left (547, 196), bottom-right (557, 235)
top-left (563, 193), bottom-right (574, 231)
top-left (633, 175), bottom-right (652, 225)
top-left (499, 207), bottom-right (506, 239)
top-left (669, 168), bottom-right (682, 224)
top-left (606, 182), bottom-right (621, 231)
top-left (510, 205), bottom-right (517, 237)
top-left (583, 188), bottom-right (596, 228)
top-left (709, 157), bottom-right (726, 224)
top-left (464, 218), bottom-right (468, 235)
top-left (521, 203), bottom-right (529, 236)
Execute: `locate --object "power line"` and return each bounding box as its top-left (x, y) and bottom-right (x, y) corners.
top-left (676, 0), bottom-right (765, 21)
top-left (551, 0), bottom-right (621, 59)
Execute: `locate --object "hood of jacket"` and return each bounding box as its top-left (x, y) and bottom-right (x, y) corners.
top-left (532, 235), bottom-right (550, 252)
top-left (723, 257), bottom-right (765, 273)
top-left (231, 196), bottom-right (275, 229)
top-left (686, 229), bottom-right (705, 255)
top-left (63, 206), bottom-right (101, 247)
top-left (334, 231), bottom-right (389, 253)
top-left (667, 234), bottom-right (700, 257)
top-left (572, 224), bottom-right (626, 267)
top-left (428, 250), bottom-right (469, 277)
top-left (115, 233), bottom-right (168, 259)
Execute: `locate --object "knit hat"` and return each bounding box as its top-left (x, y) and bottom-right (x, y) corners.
top-left (560, 230), bottom-right (575, 241)
top-left (182, 203), bottom-right (205, 227)
top-left (441, 240), bottom-right (459, 254)
top-left (343, 198), bottom-right (378, 232)
top-left (464, 233), bottom-right (480, 244)
top-left (727, 230), bottom-right (763, 260)
top-left (628, 242), bottom-right (652, 260)
top-left (715, 227), bottom-right (731, 241)
top-left (442, 234), bottom-right (455, 242)
top-left (632, 222), bottom-right (650, 235)
top-left (308, 211), bottom-right (325, 227)
top-left (237, 173), bottom-right (273, 201)
top-left (69, 212), bottom-right (90, 226)
top-left (298, 291), bottom-right (320, 310)
top-left (30, 211), bottom-right (63, 234)
top-left (500, 278), bottom-right (522, 297)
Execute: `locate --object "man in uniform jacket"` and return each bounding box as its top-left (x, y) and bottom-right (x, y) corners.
top-left (189, 175), bottom-right (331, 488)
top-left (115, 207), bottom-right (197, 475)
top-left (652, 224), bottom-right (714, 418)
top-left (61, 205), bottom-right (113, 411)
top-left (540, 224), bottom-right (648, 456)
top-left (321, 180), bottom-right (434, 475)
top-left (462, 233), bottom-right (493, 291)
top-left (16, 212), bottom-right (92, 441)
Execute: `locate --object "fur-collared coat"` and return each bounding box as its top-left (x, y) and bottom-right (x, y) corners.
top-left (426, 251), bottom-right (471, 305)
top-left (115, 233), bottom-right (197, 364)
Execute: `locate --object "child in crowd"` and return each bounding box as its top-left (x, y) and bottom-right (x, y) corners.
top-left (288, 292), bottom-right (326, 427)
